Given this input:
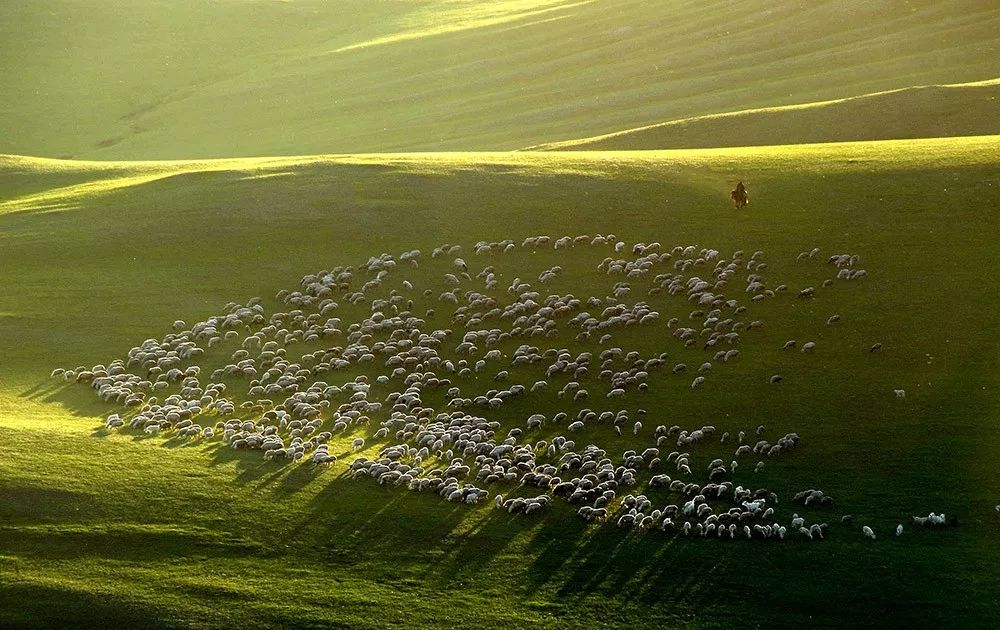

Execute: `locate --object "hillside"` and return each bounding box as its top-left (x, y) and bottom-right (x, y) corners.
top-left (2, 137), bottom-right (1000, 627)
top-left (2, 0), bottom-right (1000, 159)
top-left (531, 79), bottom-right (1000, 150)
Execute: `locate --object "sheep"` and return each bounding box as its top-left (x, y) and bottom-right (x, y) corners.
top-left (894, 389), bottom-right (906, 398)
top-left (862, 525), bottom-right (876, 540)
top-left (62, 238), bottom-right (884, 534)
top-left (896, 524), bottom-right (903, 536)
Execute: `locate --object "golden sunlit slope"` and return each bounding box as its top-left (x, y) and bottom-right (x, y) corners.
top-left (1, 0), bottom-right (999, 159)
top-left (530, 79), bottom-right (1000, 150)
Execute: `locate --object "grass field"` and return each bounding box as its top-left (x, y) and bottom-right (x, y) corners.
top-left (2, 137), bottom-right (1000, 627)
top-left (532, 78), bottom-right (1000, 150)
top-left (4, 1), bottom-right (1000, 627)
top-left (2, 0), bottom-right (1000, 158)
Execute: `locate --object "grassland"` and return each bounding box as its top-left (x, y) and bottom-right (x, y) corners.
top-left (4, 0), bottom-right (1000, 626)
top-left (532, 79), bottom-right (1000, 150)
top-left (2, 0), bottom-right (1000, 159)
top-left (2, 136), bottom-right (1000, 627)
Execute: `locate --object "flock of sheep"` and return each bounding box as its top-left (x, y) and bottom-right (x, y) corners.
top-left (56, 233), bottom-right (953, 542)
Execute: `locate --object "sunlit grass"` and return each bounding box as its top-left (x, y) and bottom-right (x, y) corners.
top-left (1, 0), bottom-right (997, 158)
top-left (533, 80), bottom-right (1000, 150)
top-left (329, 0), bottom-right (593, 53)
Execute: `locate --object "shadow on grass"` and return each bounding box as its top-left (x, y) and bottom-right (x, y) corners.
top-left (0, 525), bottom-right (264, 562)
top-left (0, 582), bottom-right (177, 629)
top-left (13, 378), bottom-right (727, 607)
top-left (419, 507), bottom-right (526, 587)
top-left (26, 379), bottom-right (114, 419)
top-left (0, 483), bottom-right (96, 520)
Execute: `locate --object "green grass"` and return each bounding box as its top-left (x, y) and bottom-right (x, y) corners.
top-left (2, 0), bottom-right (999, 159)
top-left (531, 78), bottom-right (1000, 150)
top-left (2, 136), bottom-right (1000, 627)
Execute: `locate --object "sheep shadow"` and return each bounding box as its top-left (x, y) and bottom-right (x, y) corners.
top-left (280, 477), bottom-right (480, 574)
top-left (522, 516), bottom-right (732, 611)
top-left (25, 378), bottom-right (115, 420)
top-left (419, 508), bottom-right (528, 587)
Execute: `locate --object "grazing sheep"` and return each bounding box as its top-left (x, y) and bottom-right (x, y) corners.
top-left (60, 236), bottom-right (884, 541)
top-left (862, 525), bottom-right (876, 540)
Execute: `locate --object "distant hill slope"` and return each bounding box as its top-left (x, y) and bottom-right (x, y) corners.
top-left (2, 0), bottom-right (999, 159)
top-left (530, 79), bottom-right (1000, 150)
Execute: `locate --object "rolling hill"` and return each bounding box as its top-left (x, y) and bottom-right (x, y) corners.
top-left (4, 1), bottom-right (1000, 627)
top-left (531, 78), bottom-right (1000, 150)
top-left (2, 0), bottom-right (999, 159)
top-left (2, 137), bottom-right (1000, 627)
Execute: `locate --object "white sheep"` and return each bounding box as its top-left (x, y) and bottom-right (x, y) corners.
top-left (862, 525), bottom-right (876, 540)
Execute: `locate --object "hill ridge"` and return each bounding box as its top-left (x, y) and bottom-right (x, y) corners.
top-left (529, 78), bottom-right (1000, 151)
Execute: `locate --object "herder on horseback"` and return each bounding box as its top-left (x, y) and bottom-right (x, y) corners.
top-left (731, 181), bottom-right (749, 208)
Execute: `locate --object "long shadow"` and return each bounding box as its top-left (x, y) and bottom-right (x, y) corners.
top-left (520, 507), bottom-right (596, 589)
top-left (518, 512), bottom-right (732, 616)
top-left (420, 507), bottom-right (528, 587)
top-left (279, 476), bottom-right (477, 576)
top-left (20, 380), bottom-right (57, 401)
top-left (28, 378), bottom-right (115, 419)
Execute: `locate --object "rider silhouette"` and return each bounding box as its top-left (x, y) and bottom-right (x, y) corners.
top-left (731, 181), bottom-right (749, 208)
